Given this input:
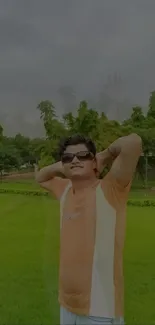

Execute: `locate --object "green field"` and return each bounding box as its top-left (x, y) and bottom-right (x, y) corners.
top-left (0, 182), bottom-right (155, 324)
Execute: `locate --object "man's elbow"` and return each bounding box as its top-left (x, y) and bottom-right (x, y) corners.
top-left (128, 133), bottom-right (142, 154)
top-left (35, 171), bottom-right (43, 184)
top-left (130, 133), bottom-right (142, 142)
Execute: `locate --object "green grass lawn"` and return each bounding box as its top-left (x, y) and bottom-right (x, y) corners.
top-left (0, 180), bottom-right (40, 190)
top-left (0, 189), bottom-right (155, 324)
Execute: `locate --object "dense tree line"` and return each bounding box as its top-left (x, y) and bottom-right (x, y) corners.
top-left (0, 91), bottom-right (155, 179)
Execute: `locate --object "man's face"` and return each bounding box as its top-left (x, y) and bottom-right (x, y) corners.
top-left (61, 143), bottom-right (97, 179)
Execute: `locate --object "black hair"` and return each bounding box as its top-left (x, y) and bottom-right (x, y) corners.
top-left (58, 134), bottom-right (96, 158)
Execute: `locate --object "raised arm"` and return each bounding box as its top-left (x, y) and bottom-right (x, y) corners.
top-left (97, 133), bottom-right (142, 187)
top-left (35, 161), bottom-right (69, 199)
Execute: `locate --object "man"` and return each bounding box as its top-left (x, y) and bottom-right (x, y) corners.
top-left (35, 133), bottom-right (142, 325)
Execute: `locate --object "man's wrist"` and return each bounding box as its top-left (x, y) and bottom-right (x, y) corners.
top-left (97, 149), bottom-right (114, 166)
top-left (55, 161), bottom-right (65, 177)
top-left (108, 136), bottom-right (124, 158)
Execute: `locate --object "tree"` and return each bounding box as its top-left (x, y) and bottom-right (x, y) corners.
top-left (13, 133), bottom-right (31, 164)
top-left (1, 89), bottom-right (155, 181)
top-left (97, 118), bottom-right (124, 151)
top-left (29, 138), bottom-right (47, 163)
top-left (0, 144), bottom-right (21, 178)
top-left (147, 91), bottom-right (155, 119)
top-left (0, 124), bottom-right (3, 140)
top-left (123, 106), bottom-right (145, 128)
top-left (37, 100), bottom-right (66, 140)
top-left (37, 100), bottom-right (56, 138)
top-left (63, 100), bottom-right (99, 139)
top-left (38, 151), bottom-right (55, 169)
top-left (37, 100), bottom-right (67, 167)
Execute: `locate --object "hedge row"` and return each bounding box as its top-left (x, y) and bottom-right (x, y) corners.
top-left (127, 199), bottom-right (155, 207)
top-left (0, 188), bottom-right (155, 206)
top-left (0, 188), bottom-right (48, 196)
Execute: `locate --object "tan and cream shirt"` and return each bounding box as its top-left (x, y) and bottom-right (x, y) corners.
top-left (52, 172), bottom-right (130, 318)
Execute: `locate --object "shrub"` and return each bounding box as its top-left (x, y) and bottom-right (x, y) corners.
top-left (127, 199), bottom-right (155, 207)
top-left (0, 188), bottom-right (48, 196)
top-left (0, 188), bottom-right (155, 206)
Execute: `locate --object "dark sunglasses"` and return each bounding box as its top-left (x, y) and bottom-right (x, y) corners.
top-left (61, 151), bottom-right (94, 164)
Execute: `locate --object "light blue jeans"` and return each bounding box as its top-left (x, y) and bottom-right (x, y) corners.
top-left (60, 306), bottom-right (124, 325)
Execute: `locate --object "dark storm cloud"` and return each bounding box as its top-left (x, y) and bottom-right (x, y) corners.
top-left (0, 0), bottom-right (155, 135)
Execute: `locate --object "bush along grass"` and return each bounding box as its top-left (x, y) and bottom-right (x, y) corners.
top-left (0, 188), bottom-right (155, 206)
top-left (128, 199), bottom-right (155, 206)
top-left (0, 188), bottom-right (48, 196)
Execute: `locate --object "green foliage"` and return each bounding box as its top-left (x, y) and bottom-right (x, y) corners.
top-left (148, 91), bottom-right (155, 119)
top-left (0, 188), bottom-right (48, 196)
top-left (38, 150), bottom-right (55, 169)
top-left (1, 187), bottom-right (155, 206)
top-left (123, 106), bottom-right (145, 128)
top-left (1, 90), bottom-right (155, 180)
top-left (14, 133), bottom-right (31, 164)
top-left (63, 100), bottom-right (100, 140)
top-left (0, 124), bottom-right (3, 140)
top-left (128, 199), bottom-right (155, 206)
top-left (0, 143), bottom-right (21, 175)
top-left (37, 100), bottom-right (66, 141)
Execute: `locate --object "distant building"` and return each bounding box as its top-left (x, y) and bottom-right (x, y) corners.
top-left (96, 72), bottom-right (132, 121)
top-left (58, 86), bottom-right (77, 115)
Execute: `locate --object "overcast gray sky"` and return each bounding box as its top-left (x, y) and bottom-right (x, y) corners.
top-left (0, 0), bottom-right (155, 135)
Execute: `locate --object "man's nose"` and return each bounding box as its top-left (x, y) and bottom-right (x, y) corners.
top-left (72, 155), bottom-right (79, 163)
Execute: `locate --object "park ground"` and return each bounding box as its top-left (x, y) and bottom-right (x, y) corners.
top-left (0, 180), bottom-right (155, 324)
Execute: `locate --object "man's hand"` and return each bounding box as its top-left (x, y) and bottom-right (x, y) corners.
top-left (35, 161), bottom-right (65, 184)
top-left (96, 133), bottom-right (142, 186)
top-left (35, 161), bottom-right (68, 199)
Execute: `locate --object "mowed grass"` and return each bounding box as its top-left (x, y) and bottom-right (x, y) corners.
top-left (0, 186), bottom-right (155, 324)
top-left (0, 194), bottom-right (59, 325)
top-left (0, 180), bottom-right (40, 190)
